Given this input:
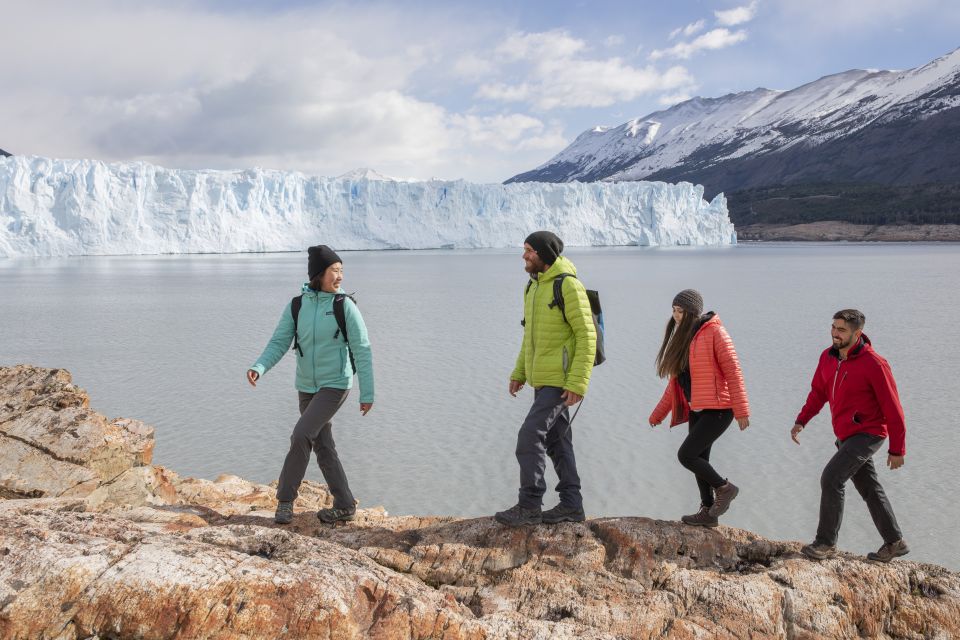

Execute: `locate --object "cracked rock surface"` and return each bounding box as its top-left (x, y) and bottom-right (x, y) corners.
top-left (1, 365), bottom-right (959, 639)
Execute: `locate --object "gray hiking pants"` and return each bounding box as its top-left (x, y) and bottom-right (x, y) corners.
top-left (515, 386), bottom-right (583, 510)
top-left (276, 388), bottom-right (353, 508)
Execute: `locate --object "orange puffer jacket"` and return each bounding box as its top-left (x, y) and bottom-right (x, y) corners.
top-left (650, 314), bottom-right (750, 425)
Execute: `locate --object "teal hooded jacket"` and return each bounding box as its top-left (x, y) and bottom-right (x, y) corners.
top-left (250, 285), bottom-right (374, 403)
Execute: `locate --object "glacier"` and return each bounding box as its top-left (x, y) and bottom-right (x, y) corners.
top-left (0, 156), bottom-right (735, 258)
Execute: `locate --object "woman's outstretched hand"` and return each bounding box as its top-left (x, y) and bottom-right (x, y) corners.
top-left (360, 403), bottom-right (373, 416)
top-left (737, 416), bottom-right (750, 430)
top-left (246, 370), bottom-right (259, 387)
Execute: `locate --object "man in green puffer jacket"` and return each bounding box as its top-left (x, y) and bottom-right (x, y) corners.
top-left (495, 231), bottom-right (597, 526)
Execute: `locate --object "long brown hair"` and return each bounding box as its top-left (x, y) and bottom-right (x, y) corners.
top-left (655, 312), bottom-right (699, 379)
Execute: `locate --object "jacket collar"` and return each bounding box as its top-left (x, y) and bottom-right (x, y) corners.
top-left (301, 283), bottom-right (344, 299)
top-left (829, 333), bottom-right (871, 360)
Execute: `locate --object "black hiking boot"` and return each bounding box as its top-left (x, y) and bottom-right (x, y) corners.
top-left (681, 504), bottom-right (718, 528)
top-left (274, 501), bottom-right (294, 525)
top-left (801, 541), bottom-right (837, 560)
top-left (494, 503), bottom-right (542, 526)
top-left (542, 503), bottom-right (586, 524)
top-left (867, 539), bottom-right (910, 563)
top-left (318, 505), bottom-right (356, 524)
top-left (708, 481), bottom-right (739, 517)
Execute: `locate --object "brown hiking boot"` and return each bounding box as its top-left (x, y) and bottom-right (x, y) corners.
top-left (867, 539), bottom-right (909, 563)
top-left (801, 541), bottom-right (837, 560)
top-left (681, 504), bottom-right (718, 528)
top-left (708, 481), bottom-right (739, 517)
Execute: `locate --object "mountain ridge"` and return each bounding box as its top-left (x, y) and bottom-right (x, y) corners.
top-left (506, 48), bottom-right (960, 204)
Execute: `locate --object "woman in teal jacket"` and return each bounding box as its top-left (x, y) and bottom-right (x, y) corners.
top-left (247, 245), bottom-right (374, 525)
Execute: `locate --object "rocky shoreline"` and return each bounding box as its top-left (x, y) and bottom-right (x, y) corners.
top-left (2, 365), bottom-right (959, 639)
top-left (736, 222), bottom-right (960, 242)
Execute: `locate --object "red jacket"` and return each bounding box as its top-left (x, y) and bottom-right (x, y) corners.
top-left (795, 335), bottom-right (906, 456)
top-left (650, 315), bottom-right (750, 426)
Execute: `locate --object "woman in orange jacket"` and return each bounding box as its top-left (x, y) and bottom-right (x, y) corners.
top-left (649, 289), bottom-right (750, 527)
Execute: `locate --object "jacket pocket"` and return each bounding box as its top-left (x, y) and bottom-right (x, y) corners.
top-left (562, 346), bottom-right (569, 373)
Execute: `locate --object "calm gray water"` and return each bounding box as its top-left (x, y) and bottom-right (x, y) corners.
top-left (2, 244), bottom-right (958, 569)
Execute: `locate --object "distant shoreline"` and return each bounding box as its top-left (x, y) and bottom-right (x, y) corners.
top-left (737, 221), bottom-right (960, 242)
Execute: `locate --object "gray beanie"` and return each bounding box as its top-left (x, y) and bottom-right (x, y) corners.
top-left (672, 289), bottom-right (704, 316)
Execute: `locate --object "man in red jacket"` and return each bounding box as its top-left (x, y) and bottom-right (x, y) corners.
top-left (791, 309), bottom-right (908, 563)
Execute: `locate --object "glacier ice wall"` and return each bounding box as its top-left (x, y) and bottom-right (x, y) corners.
top-left (0, 156), bottom-right (735, 257)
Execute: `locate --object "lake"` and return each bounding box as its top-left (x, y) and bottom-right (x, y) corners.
top-left (2, 243), bottom-right (957, 569)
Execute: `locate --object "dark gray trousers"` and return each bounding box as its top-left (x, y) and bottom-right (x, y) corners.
top-left (516, 386), bottom-right (583, 510)
top-left (276, 388), bottom-right (353, 508)
top-left (816, 432), bottom-right (903, 546)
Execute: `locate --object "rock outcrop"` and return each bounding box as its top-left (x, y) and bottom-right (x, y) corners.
top-left (1, 365), bottom-right (959, 639)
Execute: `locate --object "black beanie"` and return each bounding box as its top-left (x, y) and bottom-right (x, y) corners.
top-left (524, 230), bottom-right (564, 265)
top-left (307, 245), bottom-right (342, 279)
top-left (672, 289), bottom-right (704, 316)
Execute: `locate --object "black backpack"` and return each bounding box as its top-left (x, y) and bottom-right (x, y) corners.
top-left (522, 274), bottom-right (606, 366)
top-left (290, 293), bottom-right (357, 372)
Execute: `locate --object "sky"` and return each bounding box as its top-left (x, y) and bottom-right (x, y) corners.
top-left (1, 0), bottom-right (958, 183)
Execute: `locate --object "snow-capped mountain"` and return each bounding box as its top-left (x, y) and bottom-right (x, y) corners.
top-left (0, 156), bottom-right (734, 257)
top-left (508, 48), bottom-right (960, 195)
top-left (0, 148), bottom-right (10, 157)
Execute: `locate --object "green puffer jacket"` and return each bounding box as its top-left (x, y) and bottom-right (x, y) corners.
top-left (250, 284), bottom-right (374, 403)
top-left (510, 256), bottom-right (596, 396)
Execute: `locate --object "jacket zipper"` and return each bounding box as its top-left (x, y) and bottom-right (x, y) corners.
top-left (529, 279), bottom-right (538, 381)
top-left (312, 295), bottom-right (320, 389)
top-left (831, 360), bottom-right (847, 402)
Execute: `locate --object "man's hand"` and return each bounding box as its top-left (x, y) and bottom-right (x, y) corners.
top-left (790, 423), bottom-right (804, 444)
top-left (509, 379), bottom-right (524, 397)
top-left (560, 390), bottom-right (582, 407)
top-left (246, 370), bottom-right (259, 387)
top-left (649, 418), bottom-right (662, 428)
top-left (360, 403), bottom-right (373, 416)
top-left (736, 416), bottom-right (750, 430)
top-left (887, 454), bottom-right (905, 470)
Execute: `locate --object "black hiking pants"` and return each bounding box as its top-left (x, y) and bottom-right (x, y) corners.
top-left (677, 409), bottom-right (734, 507)
top-left (815, 432), bottom-right (903, 546)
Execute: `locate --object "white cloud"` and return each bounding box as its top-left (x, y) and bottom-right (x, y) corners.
top-left (669, 20), bottom-right (706, 40)
top-left (658, 93), bottom-right (694, 106)
top-left (715, 1), bottom-right (759, 27)
top-left (605, 34), bottom-right (625, 47)
top-left (649, 28), bottom-right (748, 60)
top-left (0, 2), bottom-right (571, 182)
top-left (477, 30), bottom-right (695, 110)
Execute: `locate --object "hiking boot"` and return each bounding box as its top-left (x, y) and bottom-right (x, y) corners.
top-left (867, 539), bottom-right (910, 563)
top-left (317, 505), bottom-right (356, 524)
top-left (542, 503), bottom-right (586, 524)
top-left (274, 501), bottom-right (294, 525)
top-left (708, 481), bottom-right (739, 517)
top-left (681, 504), bottom-right (718, 528)
top-left (494, 503), bottom-right (542, 526)
top-left (801, 541), bottom-right (837, 560)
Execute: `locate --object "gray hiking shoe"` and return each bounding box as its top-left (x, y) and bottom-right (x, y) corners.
top-left (681, 504), bottom-right (718, 528)
top-left (708, 481), bottom-right (739, 517)
top-left (542, 503), bottom-right (585, 524)
top-left (318, 505), bottom-right (356, 523)
top-left (801, 541), bottom-right (837, 560)
top-left (274, 501), bottom-right (294, 525)
top-left (494, 503), bottom-right (542, 526)
top-left (867, 539), bottom-right (910, 563)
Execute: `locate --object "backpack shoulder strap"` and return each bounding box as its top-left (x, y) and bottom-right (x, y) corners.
top-left (290, 295), bottom-right (304, 357)
top-left (521, 279), bottom-right (534, 327)
top-left (550, 273), bottom-right (576, 323)
top-left (333, 294), bottom-right (357, 372)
